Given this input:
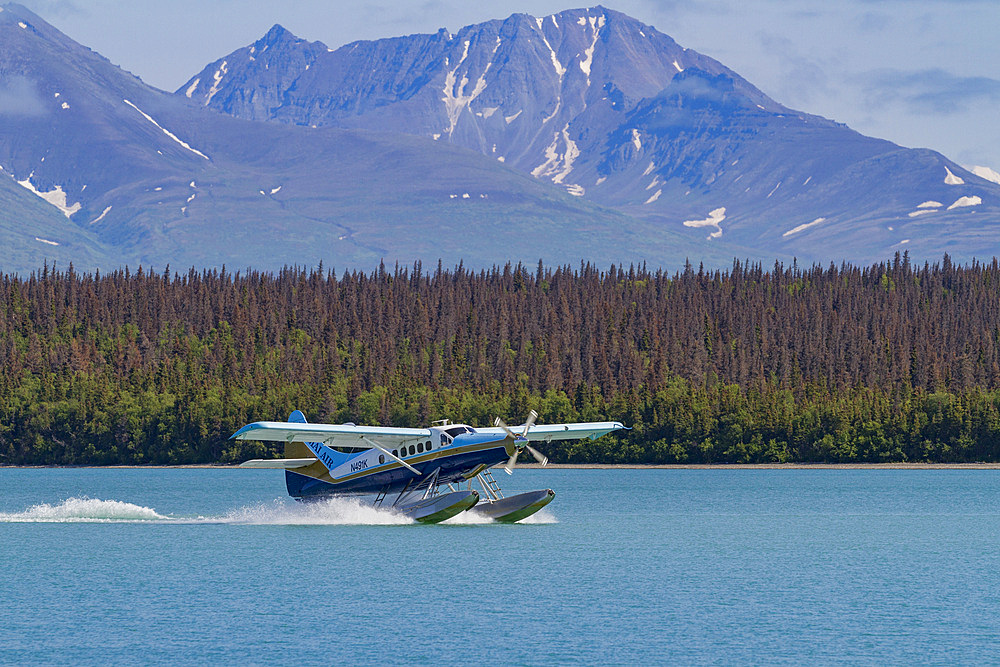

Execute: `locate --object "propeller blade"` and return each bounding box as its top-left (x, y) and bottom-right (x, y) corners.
top-left (525, 445), bottom-right (549, 466)
top-left (493, 416), bottom-right (517, 439)
top-left (503, 450), bottom-right (520, 475)
top-left (522, 409), bottom-right (538, 437)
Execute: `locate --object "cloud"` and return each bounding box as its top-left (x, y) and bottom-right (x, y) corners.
top-left (853, 10), bottom-right (892, 32)
top-left (858, 68), bottom-right (1000, 114)
top-left (0, 76), bottom-right (48, 117)
top-left (755, 32), bottom-right (830, 105)
top-left (20, 0), bottom-right (85, 19)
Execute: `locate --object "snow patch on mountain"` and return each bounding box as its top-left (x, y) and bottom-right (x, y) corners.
top-left (35, 237), bottom-right (59, 246)
top-left (440, 38), bottom-right (498, 137)
top-left (538, 27), bottom-right (566, 78)
top-left (970, 166), bottom-right (1000, 185)
top-left (90, 205), bottom-right (111, 224)
top-left (783, 217), bottom-right (825, 237)
top-left (206, 61), bottom-right (228, 104)
top-left (631, 129), bottom-right (641, 151)
top-left (532, 124), bottom-right (580, 185)
top-left (579, 15), bottom-right (605, 86)
top-left (645, 189), bottom-right (662, 204)
top-left (185, 78), bottom-right (200, 98)
top-left (505, 110), bottom-right (522, 123)
top-left (683, 207), bottom-right (726, 239)
top-left (947, 195), bottom-right (981, 210)
top-left (907, 201), bottom-right (943, 216)
top-left (123, 99), bottom-right (210, 160)
top-left (17, 175), bottom-right (81, 218)
top-left (944, 166), bottom-right (964, 185)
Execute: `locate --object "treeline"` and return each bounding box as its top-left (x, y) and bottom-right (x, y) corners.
top-left (2, 254), bottom-right (1000, 465)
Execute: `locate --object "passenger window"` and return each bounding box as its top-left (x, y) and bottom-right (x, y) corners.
top-left (417, 442), bottom-right (424, 453)
top-left (409, 444), bottom-right (415, 456)
top-left (426, 440), bottom-right (432, 450)
top-left (379, 455), bottom-right (385, 464)
top-left (392, 450), bottom-right (397, 458)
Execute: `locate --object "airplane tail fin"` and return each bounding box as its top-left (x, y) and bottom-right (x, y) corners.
top-left (283, 410), bottom-right (315, 460)
top-left (283, 410), bottom-right (352, 498)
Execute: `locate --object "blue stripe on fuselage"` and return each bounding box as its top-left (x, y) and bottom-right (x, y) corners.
top-left (285, 432), bottom-right (510, 499)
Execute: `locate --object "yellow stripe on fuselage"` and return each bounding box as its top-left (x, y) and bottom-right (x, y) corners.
top-left (307, 438), bottom-right (510, 485)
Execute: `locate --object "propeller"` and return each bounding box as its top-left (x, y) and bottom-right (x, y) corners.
top-left (496, 410), bottom-right (548, 474)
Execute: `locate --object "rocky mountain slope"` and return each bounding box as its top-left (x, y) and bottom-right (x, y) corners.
top-left (182, 6), bottom-right (1000, 266)
top-left (3, 3), bottom-right (713, 275)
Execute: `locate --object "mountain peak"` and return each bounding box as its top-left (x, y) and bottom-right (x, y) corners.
top-left (261, 23), bottom-right (294, 43)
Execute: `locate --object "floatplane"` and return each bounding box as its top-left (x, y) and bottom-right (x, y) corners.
top-left (233, 410), bottom-right (624, 523)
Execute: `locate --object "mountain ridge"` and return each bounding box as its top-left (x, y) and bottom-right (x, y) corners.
top-left (0, 2), bottom-right (997, 274)
top-left (176, 6), bottom-right (1000, 265)
top-left (2, 2), bottom-right (738, 274)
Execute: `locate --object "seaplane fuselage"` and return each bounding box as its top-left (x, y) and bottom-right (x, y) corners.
top-left (285, 426), bottom-right (511, 498)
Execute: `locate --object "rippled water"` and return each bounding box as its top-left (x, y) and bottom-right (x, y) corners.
top-left (2, 467), bottom-right (999, 664)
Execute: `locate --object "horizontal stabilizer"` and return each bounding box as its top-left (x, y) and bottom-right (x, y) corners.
top-left (239, 458), bottom-right (317, 469)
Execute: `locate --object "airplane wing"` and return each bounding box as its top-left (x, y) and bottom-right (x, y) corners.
top-left (238, 458), bottom-right (318, 469)
top-left (231, 421), bottom-right (432, 450)
top-left (475, 421), bottom-right (625, 442)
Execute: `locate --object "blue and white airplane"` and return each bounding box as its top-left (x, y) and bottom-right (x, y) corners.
top-left (232, 410), bottom-right (624, 523)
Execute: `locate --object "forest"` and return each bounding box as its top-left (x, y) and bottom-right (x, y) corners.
top-left (2, 253), bottom-right (1000, 465)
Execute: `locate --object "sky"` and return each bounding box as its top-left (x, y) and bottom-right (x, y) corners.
top-left (20, 0), bottom-right (1000, 170)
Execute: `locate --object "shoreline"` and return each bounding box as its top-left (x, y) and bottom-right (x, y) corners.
top-left (3, 462), bottom-right (1000, 470)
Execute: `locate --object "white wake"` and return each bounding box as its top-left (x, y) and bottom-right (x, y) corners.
top-left (0, 497), bottom-right (166, 523)
top-left (0, 496), bottom-right (556, 525)
top-left (217, 497), bottom-right (413, 525)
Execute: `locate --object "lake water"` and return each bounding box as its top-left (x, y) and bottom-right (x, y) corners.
top-left (2, 468), bottom-right (1000, 665)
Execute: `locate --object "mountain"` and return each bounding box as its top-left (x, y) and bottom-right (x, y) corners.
top-left (181, 6), bottom-right (1000, 265)
top-left (0, 4), bottom-right (997, 275)
top-left (1, 3), bottom-right (724, 275)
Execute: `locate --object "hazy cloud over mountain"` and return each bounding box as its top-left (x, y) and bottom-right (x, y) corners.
top-left (860, 68), bottom-right (1000, 115)
top-left (0, 75), bottom-right (47, 116)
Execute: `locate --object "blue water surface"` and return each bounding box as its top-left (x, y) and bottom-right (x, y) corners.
top-left (2, 468), bottom-right (1000, 665)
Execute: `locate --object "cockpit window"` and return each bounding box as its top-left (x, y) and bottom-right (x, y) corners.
top-left (445, 426), bottom-right (473, 437)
